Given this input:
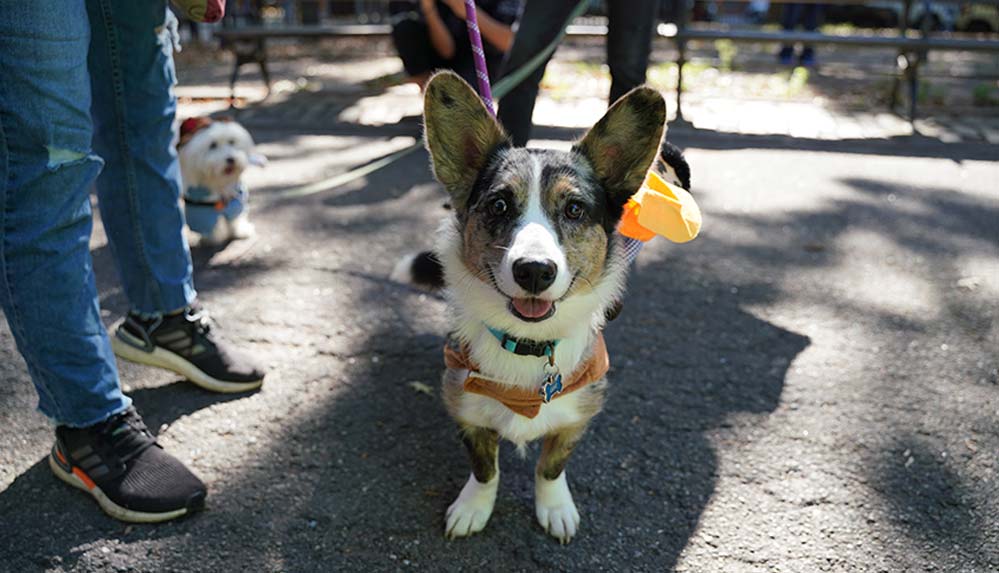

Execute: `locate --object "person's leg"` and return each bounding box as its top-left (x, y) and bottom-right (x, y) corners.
top-left (781, 3), bottom-right (804, 30)
top-left (496, 0), bottom-right (578, 147)
top-left (778, 3), bottom-right (803, 61)
top-left (87, 0), bottom-right (196, 316)
top-left (0, 0), bottom-right (206, 523)
top-left (802, 3), bottom-right (822, 31)
top-left (88, 0), bottom-right (265, 392)
top-left (605, 0), bottom-right (659, 104)
top-left (799, 3), bottom-right (822, 65)
top-left (392, 17), bottom-right (439, 86)
top-left (0, 0), bottom-right (129, 428)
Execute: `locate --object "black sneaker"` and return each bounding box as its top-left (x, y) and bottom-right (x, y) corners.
top-left (111, 305), bottom-right (265, 393)
top-left (49, 406), bottom-right (206, 523)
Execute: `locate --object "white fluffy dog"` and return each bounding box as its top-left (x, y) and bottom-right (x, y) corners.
top-left (178, 117), bottom-right (266, 245)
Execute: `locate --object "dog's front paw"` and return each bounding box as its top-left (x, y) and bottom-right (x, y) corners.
top-left (445, 473), bottom-right (498, 539)
top-left (230, 218), bottom-right (255, 240)
top-left (205, 220), bottom-right (232, 245)
top-left (535, 472), bottom-right (580, 544)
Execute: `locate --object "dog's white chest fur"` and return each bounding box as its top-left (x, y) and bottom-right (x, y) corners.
top-left (454, 385), bottom-right (588, 445)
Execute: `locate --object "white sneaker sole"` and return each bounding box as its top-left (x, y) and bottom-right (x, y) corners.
top-left (112, 330), bottom-right (263, 394)
top-left (48, 453), bottom-right (190, 523)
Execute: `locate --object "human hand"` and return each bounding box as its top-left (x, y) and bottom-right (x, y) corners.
top-left (420, 0), bottom-right (438, 16)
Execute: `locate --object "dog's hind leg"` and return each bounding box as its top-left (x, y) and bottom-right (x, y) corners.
top-left (445, 426), bottom-right (499, 539)
top-left (535, 424), bottom-right (587, 544)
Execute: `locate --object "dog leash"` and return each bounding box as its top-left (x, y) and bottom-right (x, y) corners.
top-left (463, 0), bottom-right (495, 115)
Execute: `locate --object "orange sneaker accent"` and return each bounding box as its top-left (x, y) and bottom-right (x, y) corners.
top-left (55, 447), bottom-right (68, 465)
top-left (72, 467), bottom-right (96, 490)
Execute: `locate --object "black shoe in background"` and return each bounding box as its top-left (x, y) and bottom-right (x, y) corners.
top-left (112, 304), bottom-right (265, 393)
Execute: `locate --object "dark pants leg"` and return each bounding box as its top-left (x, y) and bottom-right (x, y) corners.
top-left (802, 4), bottom-right (822, 31)
top-left (496, 0), bottom-right (577, 147)
top-left (780, 3), bottom-right (804, 54)
top-left (781, 3), bottom-right (804, 30)
top-left (392, 17), bottom-right (442, 79)
top-left (606, 0), bottom-right (659, 104)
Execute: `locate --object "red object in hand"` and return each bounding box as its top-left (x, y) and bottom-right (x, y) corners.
top-left (171, 0), bottom-right (225, 23)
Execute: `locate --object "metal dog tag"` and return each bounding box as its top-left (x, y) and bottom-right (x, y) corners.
top-left (540, 360), bottom-right (563, 404)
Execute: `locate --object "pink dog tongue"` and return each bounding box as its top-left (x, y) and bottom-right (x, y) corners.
top-left (512, 298), bottom-right (553, 319)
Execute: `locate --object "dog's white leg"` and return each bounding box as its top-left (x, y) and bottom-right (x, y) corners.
top-left (205, 217), bottom-right (231, 245)
top-left (445, 426), bottom-right (500, 539)
top-left (535, 471), bottom-right (580, 544)
top-left (229, 212), bottom-right (255, 239)
top-left (535, 425), bottom-right (586, 544)
top-left (445, 472), bottom-right (499, 539)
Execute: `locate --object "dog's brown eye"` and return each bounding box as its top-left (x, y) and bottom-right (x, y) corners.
top-left (564, 201), bottom-right (585, 220)
top-left (209, 142), bottom-right (218, 150)
top-left (489, 198), bottom-right (508, 216)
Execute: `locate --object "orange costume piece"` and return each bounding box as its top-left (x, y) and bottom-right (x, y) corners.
top-left (618, 171), bottom-right (701, 244)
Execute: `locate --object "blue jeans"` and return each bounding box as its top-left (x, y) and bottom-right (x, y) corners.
top-left (0, 0), bottom-right (196, 427)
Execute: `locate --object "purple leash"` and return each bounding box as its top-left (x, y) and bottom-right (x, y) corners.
top-left (464, 0), bottom-right (496, 116)
top-left (462, 1), bottom-right (644, 263)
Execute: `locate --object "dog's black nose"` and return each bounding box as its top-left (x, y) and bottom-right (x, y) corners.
top-left (512, 259), bottom-right (557, 294)
top-left (225, 157), bottom-right (236, 166)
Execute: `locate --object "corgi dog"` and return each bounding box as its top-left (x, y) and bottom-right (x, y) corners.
top-left (397, 71), bottom-right (691, 544)
top-left (177, 117), bottom-right (266, 245)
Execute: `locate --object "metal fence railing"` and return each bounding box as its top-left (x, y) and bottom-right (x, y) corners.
top-left (665, 0), bottom-right (999, 122)
top-left (213, 0), bottom-right (999, 121)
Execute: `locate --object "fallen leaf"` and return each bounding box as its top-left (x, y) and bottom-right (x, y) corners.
top-left (957, 276), bottom-right (981, 291)
top-left (408, 381), bottom-right (433, 396)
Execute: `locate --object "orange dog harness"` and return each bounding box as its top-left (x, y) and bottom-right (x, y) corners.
top-left (444, 333), bottom-right (610, 419)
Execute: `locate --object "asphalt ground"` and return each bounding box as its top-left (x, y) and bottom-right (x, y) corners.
top-left (1, 54), bottom-right (997, 571)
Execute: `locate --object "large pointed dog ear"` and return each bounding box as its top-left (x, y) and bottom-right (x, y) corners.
top-left (423, 71), bottom-right (509, 210)
top-left (572, 87), bottom-right (666, 209)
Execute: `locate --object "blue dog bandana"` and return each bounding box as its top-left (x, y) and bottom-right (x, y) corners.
top-left (183, 184), bottom-right (247, 236)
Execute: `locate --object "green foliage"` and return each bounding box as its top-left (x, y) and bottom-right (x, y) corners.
top-left (787, 66), bottom-right (810, 97)
top-left (917, 81), bottom-right (947, 106)
top-left (714, 39), bottom-right (737, 72)
top-left (972, 83), bottom-right (998, 106)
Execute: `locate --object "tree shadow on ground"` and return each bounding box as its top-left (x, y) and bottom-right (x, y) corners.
top-left (71, 149), bottom-right (810, 569)
top-left (868, 434), bottom-right (992, 567)
top-left (665, 172), bottom-right (998, 568)
top-left (88, 232), bottom-right (286, 318)
top-left (2, 131), bottom-right (995, 571)
top-left (72, 261), bottom-right (806, 572)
